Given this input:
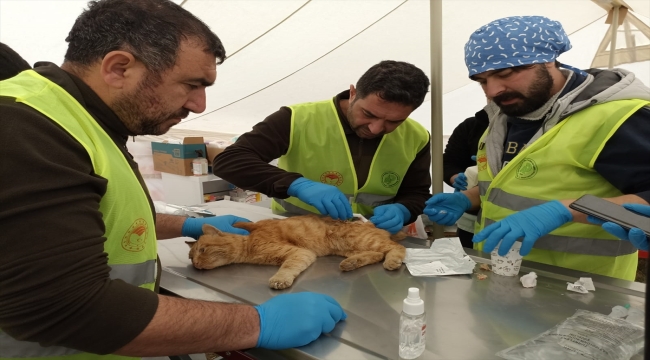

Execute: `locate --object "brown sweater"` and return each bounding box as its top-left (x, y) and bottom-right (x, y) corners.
top-left (0, 63), bottom-right (158, 353)
top-left (213, 91), bottom-right (432, 224)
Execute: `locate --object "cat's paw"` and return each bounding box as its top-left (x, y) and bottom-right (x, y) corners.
top-left (383, 258), bottom-right (403, 270)
top-left (269, 275), bottom-right (294, 289)
top-left (339, 258), bottom-right (360, 271)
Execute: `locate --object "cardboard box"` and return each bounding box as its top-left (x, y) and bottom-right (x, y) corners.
top-left (152, 137), bottom-right (207, 176)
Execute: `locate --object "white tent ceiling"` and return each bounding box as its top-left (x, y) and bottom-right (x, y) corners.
top-left (1, 0), bottom-right (649, 136)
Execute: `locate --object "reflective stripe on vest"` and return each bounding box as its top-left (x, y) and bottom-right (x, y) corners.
top-left (474, 99), bottom-right (649, 280)
top-left (0, 70), bottom-right (156, 359)
top-left (272, 98), bottom-right (429, 217)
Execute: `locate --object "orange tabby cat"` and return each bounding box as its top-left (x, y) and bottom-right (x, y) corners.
top-left (186, 214), bottom-right (406, 289)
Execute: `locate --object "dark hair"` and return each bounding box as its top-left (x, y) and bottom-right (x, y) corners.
top-left (0, 43), bottom-right (31, 81)
top-left (64, 0), bottom-right (225, 75)
top-left (355, 60), bottom-right (430, 110)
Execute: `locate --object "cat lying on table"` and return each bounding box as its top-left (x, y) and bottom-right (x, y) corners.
top-left (186, 214), bottom-right (406, 289)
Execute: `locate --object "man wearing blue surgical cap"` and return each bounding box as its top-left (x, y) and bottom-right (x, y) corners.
top-left (425, 16), bottom-right (650, 280)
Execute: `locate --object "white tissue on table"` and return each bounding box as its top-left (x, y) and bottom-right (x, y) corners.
top-left (404, 238), bottom-right (476, 276)
top-left (566, 277), bottom-right (595, 294)
top-left (520, 272), bottom-right (537, 288)
top-left (576, 277), bottom-right (595, 291)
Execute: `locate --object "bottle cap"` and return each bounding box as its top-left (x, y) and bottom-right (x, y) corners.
top-left (403, 287), bottom-right (424, 315)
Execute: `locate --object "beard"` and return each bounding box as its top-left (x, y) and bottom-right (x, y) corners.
top-left (111, 76), bottom-right (189, 136)
top-left (492, 65), bottom-right (554, 117)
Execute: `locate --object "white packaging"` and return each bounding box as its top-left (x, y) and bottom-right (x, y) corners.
top-left (491, 241), bottom-right (523, 276)
top-left (464, 165), bottom-right (479, 189)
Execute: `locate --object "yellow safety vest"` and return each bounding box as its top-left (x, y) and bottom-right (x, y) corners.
top-left (272, 99), bottom-right (429, 217)
top-left (0, 70), bottom-right (157, 359)
top-left (474, 99), bottom-right (649, 280)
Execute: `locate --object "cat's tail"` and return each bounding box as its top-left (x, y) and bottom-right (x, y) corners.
top-left (232, 221), bottom-right (260, 232)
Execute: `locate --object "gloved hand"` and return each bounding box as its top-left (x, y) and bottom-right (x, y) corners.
top-left (254, 292), bottom-right (347, 350)
top-left (369, 203), bottom-right (410, 234)
top-left (287, 177), bottom-right (352, 220)
top-left (181, 215), bottom-right (251, 239)
top-left (452, 173), bottom-right (468, 191)
top-left (423, 192), bottom-right (472, 226)
top-left (473, 200), bottom-right (573, 256)
top-left (587, 203), bottom-right (650, 251)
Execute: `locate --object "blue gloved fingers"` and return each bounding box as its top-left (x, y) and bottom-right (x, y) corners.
top-left (330, 194), bottom-right (352, 220)
top-left (308, 198), bottom-right (329, 217)
top-left (232, 216), bottom-right (252, 223)
top-left (320, 294), bottom-right (347, 320)
top-left (471, 155), bottom-right (477, 162)
top-left (602, 222), bottom-right (630, 240)
top-left (452, 182), bottom-right (467, 191)
top-left (223, 225), bottom-right (250, 236)
top-left (425, 193), bottom-right (447, 206)
top-left (623, 203), bottom-right (650, 217)
top-left (628, 228), bottom-right (650, 251)
top-left (483, 225), bottom-right (511, 254)
top-left (320, 194), bottom-right (342, 220)
top-left (587, 215), bottom-right (605, 225)
top-left (436, 211), bottom-right (458, 226)
top-left (498, 229), bottom-right (524, 256)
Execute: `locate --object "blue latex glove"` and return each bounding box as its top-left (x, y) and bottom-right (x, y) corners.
top-left (471, 155), bottom-right (477, 162)
top-left (452, 173), bottom-right (468, 191)
top-left (287, 177), bottom-right (352, 220)
top-left (181, 215), bottom-right (251, 239)
top-left (473, 200), bottom-right (573, 256)
top-left (369, 203), bottom-right (410, 234)
top-left (587, 203), bottom-right (650, 251)
top-left (255, 292), bottom-right (347, 350)
top-left (423, 192), bottom-right (472, 226)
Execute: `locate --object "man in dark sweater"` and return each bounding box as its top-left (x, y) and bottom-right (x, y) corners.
top-left (425, 15), bottom-right (650, 281)
top-left (0, 0), bottom-right (345, 357)
top-left (442, 110), bottom-right (489, 247)
top-left (214, 61), bottom-right (432, 235)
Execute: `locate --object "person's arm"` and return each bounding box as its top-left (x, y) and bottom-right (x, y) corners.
top-left (443, 117), bottom-right (476, 186)
top-left (213, 107), bottom-right (302, 198)
top-left (0, 102), bottom-right (158, 353)
top-left (155, 213), bottom-right (186, 239)
top-left (461, 186), bottom-right (482, 211)
top-left (115, 295), bottom-right (259, 356)
top-left (393, 138), bottom-right (432, 224)
top-left (563, 106), bottom-right (650, 222)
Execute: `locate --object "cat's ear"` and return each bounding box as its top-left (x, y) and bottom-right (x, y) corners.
top-left (202, 224), bottom-right (223, 236)
top-left (185, 240), bottom-right (197, 248)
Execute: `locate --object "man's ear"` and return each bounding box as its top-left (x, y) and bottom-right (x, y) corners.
top-left (99, 50), bottom-right (142, 90)
top-left (349, 84), bottom-right (356, 101)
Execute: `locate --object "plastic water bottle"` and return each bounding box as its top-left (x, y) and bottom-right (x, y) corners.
top-left (399, 287), bottom-right (426, 359)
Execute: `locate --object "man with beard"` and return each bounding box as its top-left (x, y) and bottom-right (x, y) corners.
top-left (213, 61), bottom-right (432, 234)
top-left (0, 0), bottom-right (345, 357)
top-left (425, 16), bottom-right (650, 281)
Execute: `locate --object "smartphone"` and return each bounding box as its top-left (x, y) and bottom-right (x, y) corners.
top-left (569, 194), bottom-right (650, 237)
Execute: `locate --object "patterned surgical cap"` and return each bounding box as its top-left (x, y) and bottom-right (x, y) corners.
top-left (464, 16), bottom-right (572, 77)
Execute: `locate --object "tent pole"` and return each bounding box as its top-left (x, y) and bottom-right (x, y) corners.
top-left (609, 6), bottom-right (620, 69)
top-left (429, 0), bottom-right (444, 240)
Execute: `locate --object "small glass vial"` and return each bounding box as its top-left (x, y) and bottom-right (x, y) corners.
top-left (192, 150), bottom-right (208, 176)
top-left (399, 287), bottom-right (426, 359)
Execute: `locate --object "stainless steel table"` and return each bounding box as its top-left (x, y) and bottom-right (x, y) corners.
top-left (158, 202), bottom-right (645, 360)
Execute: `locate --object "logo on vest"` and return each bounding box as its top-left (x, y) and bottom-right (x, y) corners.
top-left (477, 154), bottom-right (488, 171)
top-left (320, 171), bottom-right (344, 187)
top-left (122, 218), bottom-right (148, 252)
top-left (381, 171), bottom-right (400, 188)
top-left (516, 158), bottom-right (538, 180)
